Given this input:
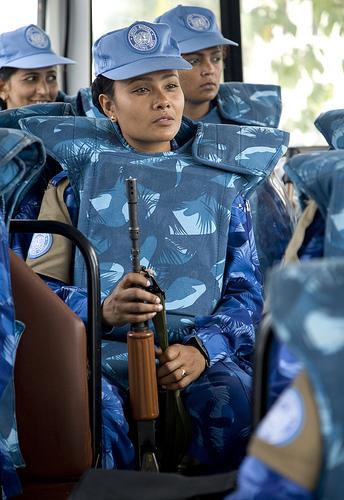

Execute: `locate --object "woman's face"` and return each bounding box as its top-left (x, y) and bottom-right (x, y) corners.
top-left (178, 46), bottom-right (224, 107)
top-left (99, 70), bottom-right (184, 153)
top-left (0, 66), bottom-right (59, 108)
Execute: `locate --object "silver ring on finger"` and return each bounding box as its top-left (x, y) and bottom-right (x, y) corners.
top-left (181, 368), bottom-right (187, 378)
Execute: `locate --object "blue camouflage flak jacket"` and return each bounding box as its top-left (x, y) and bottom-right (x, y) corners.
top-left (226, 456), bottom-right (314, 500)
top-left (271, 111), bottom-right (344, 383)
top-left (0, 103), bottom-right (76, 258)
top-left (21, 115), bottom-right (288, 370)
top-left (227, 258), bottom-right (344, 500)
top-left (285, 149), bottom-right (344, 257)
top-left (269, 113), bottom-right (344, 400)
top-left (203, 82), bottom-right (282, 127)
top-left (297, 108), bottom-right (344, 259)
top-left (315, 108), bottom-right (344, 150)
top-left (267, 142), bottom-right (344, 406)
top-left (268, 258), bottom-right (344, 500)
top-left (226, 111), bottom-right (344, 499)
top-left (0, 127), bottom-right (46, 225)
top-left (0, 128), bottom-right (45, 498)
top-left (198, 82), bottom-right (296, 278)
top-left (230, 119), bottom-right (344, 500)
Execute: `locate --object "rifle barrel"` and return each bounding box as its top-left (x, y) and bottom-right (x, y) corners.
top-left (126, 177), bottom-right (140, 274)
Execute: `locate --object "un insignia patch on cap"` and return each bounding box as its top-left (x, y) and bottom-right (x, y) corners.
top-left (28, 233), bottom-right (53, 259)
top-left (256, 387), bottom-right (305, 446)
top-left (128, 24), bottom-right (158, 52)
top-left (186, 14), bottom-right (211, 32)
top-left (25, 26), bottom-right (50, 49)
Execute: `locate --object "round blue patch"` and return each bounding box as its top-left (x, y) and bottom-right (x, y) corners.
top-left (127, 24), bottom-right (158, 52)
top-left (186, 14), bottom-right (211, 32)
top-left (28, 233), bottom-right (53, 259)
top-left (25, 26), bottom-right (50, 49)
top-left (256, 387), bottom-right (305, 447)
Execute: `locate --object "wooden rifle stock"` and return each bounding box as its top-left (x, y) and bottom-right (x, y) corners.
top-left (126, 178), bottom-right (159, 470)
top-left (127, 330), bottom-right (159, 421)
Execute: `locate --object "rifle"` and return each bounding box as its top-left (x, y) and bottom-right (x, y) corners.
top-left (126, 177), bottom-right (159, 472)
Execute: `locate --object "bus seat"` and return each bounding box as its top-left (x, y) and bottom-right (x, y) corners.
top-left (10, 249), bottom-right (92, 497)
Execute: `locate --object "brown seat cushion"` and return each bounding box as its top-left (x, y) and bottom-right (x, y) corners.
top-left (10, 250), bottom-right (92, 478)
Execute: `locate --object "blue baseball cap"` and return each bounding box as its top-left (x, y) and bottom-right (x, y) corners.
top-left (93, 21), bottom-right (192, 80)
top-left (155, 5), bottom-right (238, 53)
top-left (0, 24), bottom-right (75, 69)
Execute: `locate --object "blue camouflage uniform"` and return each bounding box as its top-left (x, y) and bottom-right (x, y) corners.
top-left (0, 128), bottom-right (46, 498)
top-left (22, 113), bottom-right (288, 471)
top-left (0, 103), bottom-right (76, 259)
top-left (226, 113), bottom-right (344, 498)
top-left (0, 99), bottom-right (101, 256)
top-left (265, 110), bottom-right (344, 407)
top-left (283, 108), bottom-right (344, 260)
top-left (227, 258), bottom-right (344, 500)
top-left (264, 258), bottom-right (344, 499)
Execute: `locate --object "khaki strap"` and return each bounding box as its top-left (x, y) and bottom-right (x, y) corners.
top-left (26, 178), bottom-right (73, 283)
top-left (283, 200), bottom-right (318, 265)
top-left (250, 371), bottom-right (322, 491)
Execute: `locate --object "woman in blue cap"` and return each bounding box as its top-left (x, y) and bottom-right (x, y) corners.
top-left (0, 24), bottom-right (74, 110)
top-left (156, 5), bottom-right (295, 279)
top-left (22, 20), bottom-right (288, 471)
top-left (155, 4), bottom-right (239, 123)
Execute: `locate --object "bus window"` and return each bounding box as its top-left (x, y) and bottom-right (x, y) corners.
top-left (241, 0), bottom-right (344, 147)
top-left (0, 0), bottom-right (38, 32)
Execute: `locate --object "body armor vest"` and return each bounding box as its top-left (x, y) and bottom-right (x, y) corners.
top-left (315, 108), bottom-right (344, 150)
top-left (0, 103), bottom-right (75, 219)
top-left (269, 258), bottom-right (344, 500)
top-left (285, 150), bottom-right (344, 257)
top-left (199, 82), bottom-right (295, 277)
top-left (21, 115), bottom-right (288, 341)
top-left (0, 127), bottom-right (45, 223)
top-left (215, 82), bottom-right (282, 128)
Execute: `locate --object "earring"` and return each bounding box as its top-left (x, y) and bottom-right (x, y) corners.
top-left (110, 115), bottom-right (117, 123)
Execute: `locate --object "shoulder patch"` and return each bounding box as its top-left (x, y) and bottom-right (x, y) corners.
top-left (28, 233), bottom-right (53, 259)
top-left (256, 387), bottom-right (305, 446)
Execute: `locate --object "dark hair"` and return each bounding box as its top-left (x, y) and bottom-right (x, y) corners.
top-left (0, 67), bottom-right (18, 110)
top-left (222, 45), bottom-right (229, 60)
top-left (91, 74), bottom-right (115, 115)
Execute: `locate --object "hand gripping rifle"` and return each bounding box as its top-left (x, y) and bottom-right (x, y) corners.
top-left (126, 178), bottom-right (159, 472)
